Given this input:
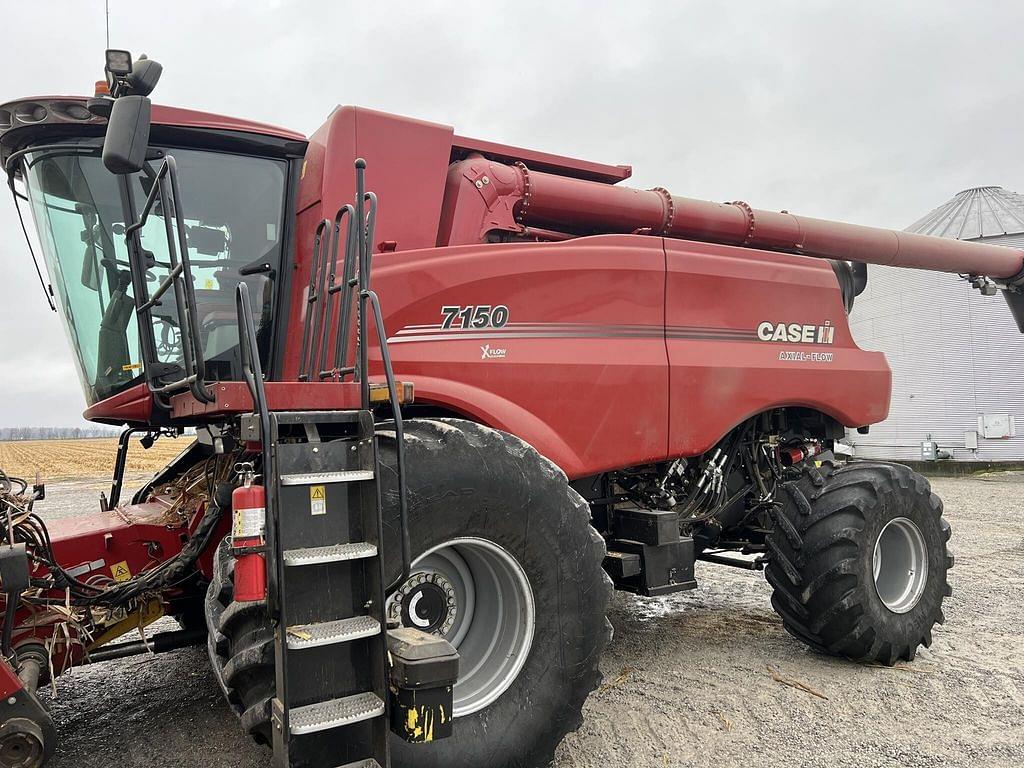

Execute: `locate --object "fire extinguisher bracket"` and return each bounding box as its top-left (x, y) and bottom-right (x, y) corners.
top-left (230, 544), bottom-right (268, 557)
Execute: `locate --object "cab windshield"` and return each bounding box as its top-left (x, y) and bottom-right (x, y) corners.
top-left (22, 141), bottom-right (287, 405)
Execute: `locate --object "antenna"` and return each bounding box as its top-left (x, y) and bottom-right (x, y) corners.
top-left (105, 0), bottom-right (110, 48)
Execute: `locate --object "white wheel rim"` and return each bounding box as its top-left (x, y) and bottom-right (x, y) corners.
top-left (387, 537), bottom-right (535, 717)
top-left (872, 517), bottom-right (929, 614)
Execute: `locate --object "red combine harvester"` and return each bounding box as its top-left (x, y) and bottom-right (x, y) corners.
top-left (0, 51), bottom-right (1022, 768)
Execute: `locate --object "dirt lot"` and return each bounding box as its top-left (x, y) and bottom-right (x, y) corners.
top-left (29, 472), bottom-right (1024, 768)
top-left (0, 437), bottom-right (187, 480)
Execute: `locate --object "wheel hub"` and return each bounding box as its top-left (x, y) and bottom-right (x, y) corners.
top-left (873, 516), bottom-right (929, 614)
top-left (387, 572), bottom-right (457, 635)
top-left (0, 720), bottom-right (45, 768)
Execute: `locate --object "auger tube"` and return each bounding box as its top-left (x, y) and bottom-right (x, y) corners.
top-left (443, 156), bottom-right (1024, 280)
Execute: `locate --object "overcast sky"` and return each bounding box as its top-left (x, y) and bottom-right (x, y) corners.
top-left (1, 1), bottom-right (1021, 427)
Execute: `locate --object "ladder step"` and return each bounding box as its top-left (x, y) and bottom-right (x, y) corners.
top-left (283, 543), bottom-right (378, 566)
top-left (334, 761), bottom-right (382, 768)
top-left (289, 692), bottom-right (385, 735)
top-left (286, 616), bottom-right (381, 650)
top-left (281, 470), bottom-right (374, 486)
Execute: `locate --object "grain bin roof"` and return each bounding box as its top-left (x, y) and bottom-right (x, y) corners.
top-left (907, 186), bottom-right (1024, 240)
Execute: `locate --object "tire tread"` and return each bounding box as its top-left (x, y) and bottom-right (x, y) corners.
top-left (765, 461), bottom-right (952, 665)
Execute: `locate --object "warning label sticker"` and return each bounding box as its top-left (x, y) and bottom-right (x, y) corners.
top-left (110, 561), bottom-right (132, 582)
top-left (310, 485), bottom-right (326, 516)
top-left (233, 507), bottom-right (266, 538)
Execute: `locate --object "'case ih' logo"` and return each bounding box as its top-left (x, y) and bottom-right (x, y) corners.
top-left (757, 320), bottom-right (835, 344)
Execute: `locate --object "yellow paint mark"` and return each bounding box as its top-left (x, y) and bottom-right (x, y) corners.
top-left (110, 561), bottom-right (132, 582)
top-left (405, 706), bottom-right (421, 739)
top-left (423, 706), bottom-right (434, 742)
top-left (402, 701), bottom-right (442, 742)
top-left (301, 160), bottom-right (307, 179)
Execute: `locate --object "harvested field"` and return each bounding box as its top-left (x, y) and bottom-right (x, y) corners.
top-left (0, 437), bottom-right (189, 480)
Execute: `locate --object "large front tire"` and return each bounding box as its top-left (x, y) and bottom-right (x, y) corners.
top-left (765, 461), bottom-right (953, 665)
top-left (206, 418), bottom-right (612, 768)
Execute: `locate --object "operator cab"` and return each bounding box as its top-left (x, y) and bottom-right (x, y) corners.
top-left (0, 51), bottom-right (306, 417)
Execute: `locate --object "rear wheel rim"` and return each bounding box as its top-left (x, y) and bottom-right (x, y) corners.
top-left (387, 537), bottom-right (535, 717)
top-left (872, 517), bottom-right (929, 614)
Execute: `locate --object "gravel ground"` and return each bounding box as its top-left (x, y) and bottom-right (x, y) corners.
top-left (32, 472), bottom-right (1024, 768)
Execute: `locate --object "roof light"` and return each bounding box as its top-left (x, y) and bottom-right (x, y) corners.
top-left (105, 49), bottom-right (132, 76)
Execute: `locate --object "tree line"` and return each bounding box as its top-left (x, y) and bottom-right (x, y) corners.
top-left (0, 426), bottom-right (122, 441)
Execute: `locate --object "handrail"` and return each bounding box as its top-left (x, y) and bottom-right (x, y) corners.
top-left (350, 160), bottom-right (410, 587)
top-left (105, 427), bottom-right (142, 509)
top-left (317, 204), bottom-right (355, 380)
top-left (234, 280), bottom-right (285, 731)
top-left (364, 288), bottom-right (411, 588)
top-left (123, 159), bottom-right (169, 236)
top-left (297, 219), bottom-right (329, 381)
top-left (136, 262), bottom-right (183, 311)
top-left (335, 192), bottom-right (376, 384)
top-left (123, 156), bottom-right (214, 404)
top-left (295, 160), bottom-right (411, 587)
top-left (165, 155), bottom-right (211, 401)
top-left (326, 214), bottom-right (357, 381)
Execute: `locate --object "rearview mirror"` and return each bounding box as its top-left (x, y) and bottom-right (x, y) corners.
top-left (102, 95), bottom-right (151, 175)
top-left (77, 207), bottom-right (101, 290)
top-left (80, 242), bottom-right (100, 291)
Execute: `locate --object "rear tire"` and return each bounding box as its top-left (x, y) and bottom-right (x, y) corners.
top-left (206, 418), bottom-right (612, 767)
top-left (765, 460), bottom-right (953, 665)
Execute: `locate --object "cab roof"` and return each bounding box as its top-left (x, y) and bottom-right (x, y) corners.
top-left (0, 95), bottom-right (305, 153)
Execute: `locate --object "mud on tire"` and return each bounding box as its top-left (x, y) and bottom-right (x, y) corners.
top-left (765, 460), bottom-right (953, 665)
top-left (205, 418), bottom-right (612, 767)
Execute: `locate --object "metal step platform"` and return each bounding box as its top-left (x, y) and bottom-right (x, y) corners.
top-left (289, 693), bottom-right (386, 735)
top-left (286, 617), bottom-right (382, 650)
top-left (283, 543), bottom-right (378, 566)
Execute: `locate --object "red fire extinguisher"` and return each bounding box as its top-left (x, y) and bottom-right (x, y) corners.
top-left (231, 463), bottom-right (267, 602)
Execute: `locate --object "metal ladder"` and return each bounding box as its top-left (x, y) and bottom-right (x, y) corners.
top-left (234, 158), bottom-right (411, 768)
top-left (236, 285), bottom-right (391, 768)
top-left (267, 410), bottom-right (391, 768)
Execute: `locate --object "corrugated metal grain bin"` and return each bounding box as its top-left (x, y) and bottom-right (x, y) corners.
top-left (849, 186), bottom-right (1024, 462)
